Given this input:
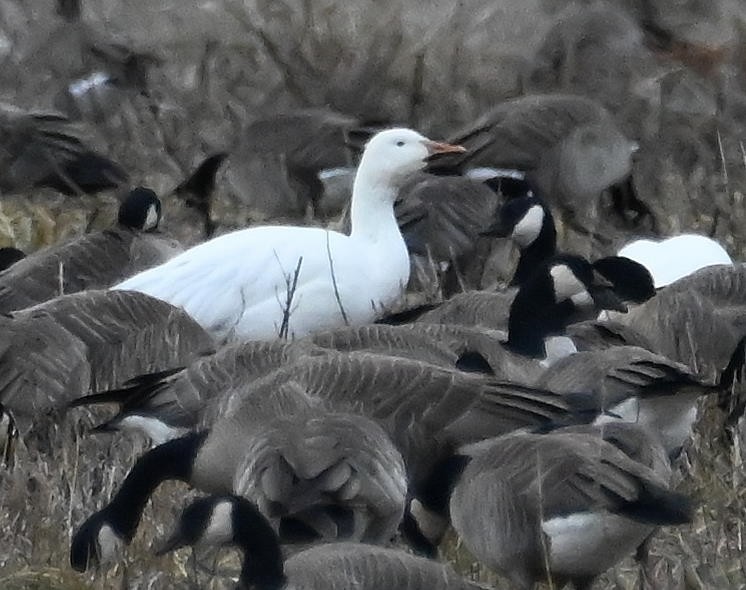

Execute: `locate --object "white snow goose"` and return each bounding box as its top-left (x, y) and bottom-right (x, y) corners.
top-left (114, 128), bottom-right (465, 342)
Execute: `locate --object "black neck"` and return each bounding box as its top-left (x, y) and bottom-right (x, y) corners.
top-left (510, 209), bottom-right (557, 286)
top-left (107, 432), bottom-right (206, 540)
top-left (507, 275), bottom-right (575, 358)
top-left (233, 500), bottom-right (288, 590)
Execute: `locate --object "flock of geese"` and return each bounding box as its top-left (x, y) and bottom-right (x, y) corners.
top-left (0, 89), bottom-right (744, 589)
top-left (1, 5), bottom-right (745, 584)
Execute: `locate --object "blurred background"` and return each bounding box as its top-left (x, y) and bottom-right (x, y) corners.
top-left (2, 0), bottom-right (746, 588)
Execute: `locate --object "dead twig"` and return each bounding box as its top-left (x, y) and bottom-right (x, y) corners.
top-left (325, 231), bottom-right (349, 326)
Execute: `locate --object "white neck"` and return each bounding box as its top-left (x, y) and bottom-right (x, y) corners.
top-left (349, 168), bottom-right (401, 243)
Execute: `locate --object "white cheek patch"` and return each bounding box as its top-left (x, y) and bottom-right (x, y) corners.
top-left (549, 264), bottom-right (586, 302)
top-left (203, 500), bottom-right (235, 546)
top-left (144, 204), bottom-right (160, 230)
top-left (570, 290), bottom-right (593, 308)
top-left (511, 205), bottom-right (544, 248)
top-left (97, 524), bottom-right (124, 564)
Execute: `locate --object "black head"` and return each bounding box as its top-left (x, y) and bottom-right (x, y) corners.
top-left (482, 171), bottom-right (534, 200)
top-left (156, 495), bottom-right (287, 590)
top-left (118, 187), bottom-right (161, 231)
top-left (507, 255), bottom-right (627, 356)
top-left (0, 247), bottom-right (25, 271)
top-left (593, 256), bottom-right (656, 304)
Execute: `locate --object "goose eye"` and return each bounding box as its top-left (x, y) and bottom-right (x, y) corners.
top-left (396, 141), bottom-right (405, 147)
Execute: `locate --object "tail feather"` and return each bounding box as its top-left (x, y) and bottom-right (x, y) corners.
top-left (622, 482), bottom-right (694, 526)
top-left (68, 367), bottom-right (182, 408)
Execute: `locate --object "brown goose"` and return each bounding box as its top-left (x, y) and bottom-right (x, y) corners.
top-left (449, 427), bottom-right (692, 590)
top-left (70, 380), bottom-right (409, 568)
top-left (0, 290), bottom-right (213, 437)
top-left (228, 108), bottom-right (370, 219)
top-left (69, 344), bottom-right (592, 568)
top-left (71, 323), bottom-right (462, 443)
top-left (428, 93), bottom-right (639, 230)
top-left (152, 494), bottom-right (489, 590)
top-left (537, 341), bottom-right (746, 456)
top-left (0, 102), bottom-right (126, 195)
top-left (0, 187), bottom-right (181, 313)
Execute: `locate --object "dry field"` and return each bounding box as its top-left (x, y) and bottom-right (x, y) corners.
top-left (1, 0), bottom-right (746, 588)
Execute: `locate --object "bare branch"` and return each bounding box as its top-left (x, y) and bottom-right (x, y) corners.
top-left (325, 230), bottom-right (349, 326)
top-left (279, 256), bottom-right (304, 340)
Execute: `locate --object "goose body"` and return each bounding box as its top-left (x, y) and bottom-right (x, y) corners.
top-left (0, 188), bottom-right (180, 313)
top-left (115, 129), bottom-right (465, 341)
top-left (0, 102), bottom-right (126, 195)
top-left (449, 428), bottom-right (692, 589)
top-left (0, 290), bottom-right (212, 436)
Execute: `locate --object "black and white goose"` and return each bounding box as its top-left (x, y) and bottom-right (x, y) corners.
top-left (153, 494), bottom-right (488, 590)
top-left (0, 187), bottom-right (180, 313)
top-left (448, 425), bottom-right (692, 590)
top-left (389, 194), bottom-right (653, 331)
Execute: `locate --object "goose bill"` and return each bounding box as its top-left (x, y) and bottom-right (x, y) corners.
top-left (423, 140), bottom-right (466, 156)
top-left (588, 285), bottom-right (628, 313)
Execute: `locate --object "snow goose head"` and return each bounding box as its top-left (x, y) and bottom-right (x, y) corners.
top-left (355, 128), bottom-right (465, 197)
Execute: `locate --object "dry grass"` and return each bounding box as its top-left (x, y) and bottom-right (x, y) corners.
top-left (2, 0), bottom-right (746, 588)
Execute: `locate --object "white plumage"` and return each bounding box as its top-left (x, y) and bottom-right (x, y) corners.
top-left (114, 129), bottom-right (464, 341)
top-left (618, 234), bottom-right (732, 288)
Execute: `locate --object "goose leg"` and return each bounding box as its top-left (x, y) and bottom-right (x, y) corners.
top-left (2, 409), bottom-right (17, 468)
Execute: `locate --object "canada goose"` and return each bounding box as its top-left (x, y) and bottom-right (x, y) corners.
top-left (537, 338), bottom-right (746, 456)
top-left (428, 94), bottom-right (640, 231)
top-left (70, 383), bottom-right (409, 568)
top-left (618, 234), bottom-right (732, 288)
top-left (69, 322), bottom-right (462, 443)
top-left (228, 109), bottom-right (373, 219)
top-left (70, 345), bottom-right (590, 570)
top-left (389, 196), bottom-right (650, 332)
top-left (152, 494), bottom-right (488, 590)
top-left (113, 129), bottom-right (466, 342)
top-left (0, 102), bottom-right (127, 195)
top-left (0, 289), bottom-right (213, 438)
top-left (448, 428), bottom-right (693, 590)
top-left (0, 187), bottom-right (181, 313)
top-left (577, 265), bottom-right (746, 384)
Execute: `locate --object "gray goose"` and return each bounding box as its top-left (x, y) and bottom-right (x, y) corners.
top-left (0, 187), bottom-right (181, 313)
top-left (449, 426), bottom-right (692, 590)
top-left (69, 341), bottom-right (591, 567)
top-left (0, 289), bottom-right (212, 438)
top-left (228, 108), bottom-right (370, 219)
top-left (427, 93), bottom-right (640, 232)
top-left (70, 379), bottom-right (409, 567)
top-left (71, 323), bottom-right (462, 443)
top-left (0, 102), bottom-right (126, 195)
top-left (154, 495), bottom-right (488, 590)
top-left (537, 341), bottom-right (746, 456)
